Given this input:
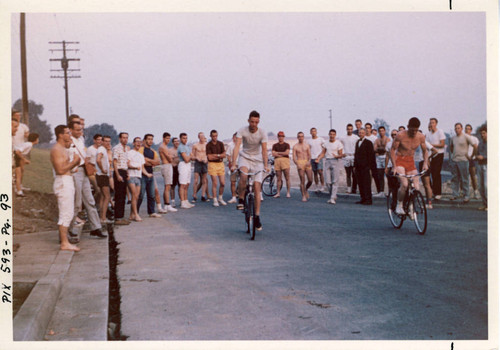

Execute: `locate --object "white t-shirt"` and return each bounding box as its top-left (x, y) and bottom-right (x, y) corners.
top-left (86, 145), bottom-right (99, 165)
top-left (13, 123), bottom-right (29, 147)
top-left (467, 134), bottom-right (479, 158)
top-left (96, 146), bottom-right (109, 176)
top-left (308, 137), bottom-right (325, 159)
top-left (367, 134), bottom-right (378, 144)
top-left (425, 128), bottom-right (446, 154)
top-left (127, 149), bottom-right (145, 178)
top-left (386, 141), bottom-right (393, 168)
top-left (323, 140), bottom-right (343, 159)
top-left (226, 141), bottom-right (239, 164)
top-left (15, 141), bottom-right (33, 156)
top-left (340, 134), bottom-right (359, 156)
top-left (69, 136), bottom-right (86, 166)
top-left (414, 141), bottom-right (433, 163)
top-left (236, 126), bottom-right (267, 161)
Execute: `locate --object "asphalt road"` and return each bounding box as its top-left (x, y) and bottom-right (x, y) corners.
top-left (116, 177), bottom-right (488, 341)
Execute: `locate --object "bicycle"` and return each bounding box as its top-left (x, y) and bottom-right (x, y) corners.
top-left (238, 169), bottom-right (267, 240)
top-left (261, 158), bottom-right (278, 197)
top-left (386, 170), bottom-right (428, 235)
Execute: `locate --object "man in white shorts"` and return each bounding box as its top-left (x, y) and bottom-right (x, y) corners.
top-left (178, 133), bottom-right (194, 209)
top-left (231, 110), bottom-right (269, 230)
top-left (341, 123), bottom-right (359, 194)
top-left (51, 125), bottom-right (81, 251)
top-left (308, 127), bottom-right (325, 192)
top-left (319, 129), bottom-right (344, 204)
top-left (158, 132), bottom-right (177, 212)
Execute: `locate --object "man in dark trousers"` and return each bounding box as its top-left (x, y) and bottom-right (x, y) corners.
top-left (354, 128), bottom-right (376, 205)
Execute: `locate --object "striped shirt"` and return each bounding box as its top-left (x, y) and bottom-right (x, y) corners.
top-left (113, 144), bottom-right (129, 170)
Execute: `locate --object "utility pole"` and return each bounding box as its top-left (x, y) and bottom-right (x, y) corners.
top-left (20, 13), bottom-right (29, 126)
top-left (49, 41), bottom-right (81, 123)
top-left (329, 109), bottom-right (332, 130)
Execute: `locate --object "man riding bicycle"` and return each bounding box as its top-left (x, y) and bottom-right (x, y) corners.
top-left (231, 110), bottom-right (270, 230)
top-left (390, 117), bottom-right (428, 215)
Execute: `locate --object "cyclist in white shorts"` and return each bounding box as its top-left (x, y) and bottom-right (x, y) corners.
top-left (231, 110), bottom-right (269, 230)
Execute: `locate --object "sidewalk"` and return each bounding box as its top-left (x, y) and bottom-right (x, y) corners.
top-left (13, 228), bottom-right (109, 341)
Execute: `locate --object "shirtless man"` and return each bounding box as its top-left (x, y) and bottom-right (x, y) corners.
top-left (191, 132), bottom-right (210, 202)
top-left (50, 125), bottom-right (81, 252)
top-left (390, 117), bottom-right (428, 215)
top-left (168, 137), bottom-right (181, 207)
top-left (231, 110), bottom-right (269, 231)
top-left (293, 132), bottom-right (313, 202)
top-left (158, 132), bottom-right (177, 212)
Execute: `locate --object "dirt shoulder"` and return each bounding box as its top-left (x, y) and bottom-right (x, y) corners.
top-left (13, 191), bottom-right (58, 234)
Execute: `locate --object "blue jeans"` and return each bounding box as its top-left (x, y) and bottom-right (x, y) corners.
top-left (476, 163), bottom-right (487, 206)
top-left (137, 175), bottom-right (156, 215)
top-left (450, 160), bottom-right (470, 198)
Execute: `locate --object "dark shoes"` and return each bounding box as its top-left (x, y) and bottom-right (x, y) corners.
top-left (90, 229), bottom-right (108, 238)
top-left (355, 200), bottom-right (372, 205)
top-left (255, 216), bottom-right (263, 231)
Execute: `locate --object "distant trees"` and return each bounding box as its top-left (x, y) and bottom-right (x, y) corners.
top-left (84, 123), bottom-right (119, 147)
top-left (373, 118), bottom-right (390, 132)
top-left (12, 99), bottom-right (53, 143)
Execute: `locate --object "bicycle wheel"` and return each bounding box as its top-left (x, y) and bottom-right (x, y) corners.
top-left (247, 194), bottom-right (255, 240)
top-left (386, 190), bottom-right (404, 229)
top-left (262, 174), bottom-right (277, 197)
top-left (412, 191), bottom-right (427, 235)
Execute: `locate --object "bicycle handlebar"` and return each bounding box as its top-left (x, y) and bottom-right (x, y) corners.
top-left (388, 170), bottom-right (429, 178)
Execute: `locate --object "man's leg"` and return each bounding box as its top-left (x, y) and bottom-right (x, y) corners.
top-left (254, 181), bottom-right (262, 215)
top-left (298, 169), bottom-right (306, 201)
top-left (274, 169), bottom-right (283, 197)
top-left (100, 185), bottom-right (111, 221)
top-left (192, 171), bottom-right (200, 200)
top-left (80, 175), bottom-right (102, 231)
top-left (201, 172), bottom-right (209, 199)
top-left (73, 169), bottom-right (84, 219)
top-left (324, 160), bottom-right (333, 196)
top-left (477, 164), bottom-right (487, 207)
top-left (450, 161), bottom-right (460, 198)
top-left (113, 170), bottom-right (126, 219)
top-left (146, 177), bottom-right (156, 214)
top-left (283, 168), bottom-right (291, 197)
top-left (430, 153), bottom-right (444, 196)
top-left (218, 174), bottom-right (225, 196)
top-left (137, 176), bottom-right (146, 213)
top-left (458, 161), bottom-right (470, 200)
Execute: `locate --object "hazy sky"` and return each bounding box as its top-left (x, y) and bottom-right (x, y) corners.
top-left (11, 12), bottom-right (486, 142)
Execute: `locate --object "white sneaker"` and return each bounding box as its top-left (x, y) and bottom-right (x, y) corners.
top-left (375, 192), bottom-right (385, 198)
top-left (167, 205), bottom-right (178, 212)
top-left (474, 190), bottom-right (480, 199)
top-left (260, 193), bottom-right (264, 201)
top-left (219, 197), bottom-right (227, 206)
top-left (434, 195), bottom-right (442, 200)
top-left (149, 213), bottom-right (162, 218)
top-left (327, 199), bottom-right (336, 204)
top-left (213, 200), bottom-right (219, 207)
top-left (395, 204), bottom-right (405, 215)
top-left (346, 187), bottom-right (351, 193)
top-left (157, 206), bottom-right (168, 214)
top-left (171, 201), bottom-right (176, 208)
top-left (181, 201), bottom-right (192, 209)
top-left (228, 197), bottom-right (237, 204)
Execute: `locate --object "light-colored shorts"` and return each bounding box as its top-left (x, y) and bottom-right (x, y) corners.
top-left (343, 155), bottom-right (355, 168)
top-left (178, 161), bottom-right (192, 185)
top-left (238, 157), bottom-right (264, 183)
top-left (53, 175), bottom-right (75, 227)
top-left (376, 155), bottom-right (386, 169)
top-left (128, 177), bottom-right (141, 186)
top-left (296, 159), bottom-right (312, 171)
top-left (274, 157), bottom-right (290, 171)
top-left (208, 161), bottom-right (225, 176)
top-left (161, 164), bottom-right (173, 185)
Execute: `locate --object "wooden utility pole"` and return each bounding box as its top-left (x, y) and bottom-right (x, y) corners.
top-left (49, 41), bottom-right (80, 122)
top-left (20, 13), bottom-right (29, 126)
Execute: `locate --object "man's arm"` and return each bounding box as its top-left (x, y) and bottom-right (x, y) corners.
top-left (159, 145), bottom-right (173, 163)
top-left (292, 145), bottom-right (298, 164)
top-left (261, 142), bottom-right (269, 171)
top-left (181, 152), bottom-right (191, 163)
top-left (96, 152), bottom-right (104, 172)
top-left (390, 136), bottom-right (400, 174)
top-left (231, 138), bottom-right (242, 170)
top-left (421, 135), bottom-right (429, 171)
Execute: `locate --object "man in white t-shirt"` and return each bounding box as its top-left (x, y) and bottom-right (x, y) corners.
top-left (425, 118), bottom-right (446, 199)
top-left (69, 120), bottom-right (106, 238)
top-left (127, 137), bottom-right (152, 221)
top-left (231, 110), bottom-right (269, 231)
top-left (319, 129), bottom-right (344, 204)
top-left (96, 135), bottom-right (112, 223)
top-left (12, 110), bottom-right (30, 196)
top-left (85, 134), bottom-right (103, 199)
top-left (465, 124), bottom-right (480, 199)
top-left (226, 132), bottom-right (239, 203)
top-left (308, 127), bottom-right (325, 192)
top-left (341, 123), bottom-right (359, 194)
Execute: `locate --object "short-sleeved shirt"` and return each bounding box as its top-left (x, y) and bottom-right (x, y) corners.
top-left (127, 149), bottom-right (145, 178)
top-left (13, 123), bottom-right (29, 147)
top-left (236, 126), bottom-right (267, 161)
top-left (69, 136), bottom-right (86, 166)
top-left (367, 134), bottom-right (378, 144)
top-left (467, 134), bottom-right (479, 158)
top-left (451, 133), bottom-right (474, 162)
top-left (96, 146), bottom-right (109, 176)
top-left (15, 141), bottom-right (33, 156)
top-left (178, 144), bottom-right (191, 163)
top-left (414, 141), bottom-right (433, 163)
top-left (206, 141), bottom-right (225, 162)
top-left (386, 141), bottom-right (393, 168)
top-left (139, 146), bottom-right (158, 174)
top-left (323, 140), bottom-right (343, 159)
top-left (308, 137), bottom-right (325, 159)
top-left (86, 145), bottom-right (99, 165)
top-left (341, 134), bottom-right (359, 156)
top-left (426, 128), bottom-right (446, 154)
top-left (272, 142), bottom-right (290, 158)
top-left (113, 144), bottom-right (129, 170)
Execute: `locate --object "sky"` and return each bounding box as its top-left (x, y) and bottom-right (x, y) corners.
top-left (10, 11), bottom-right (486, 142)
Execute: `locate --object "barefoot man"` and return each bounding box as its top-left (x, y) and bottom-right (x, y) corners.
top-left (390, 117), bottom-right (428, 215)
top-left (158, 132), bottom-right (177, 212)
top-left (293, 131), bottom-right (313, 202)
top-left (50, 125), bottom-right (81, 252)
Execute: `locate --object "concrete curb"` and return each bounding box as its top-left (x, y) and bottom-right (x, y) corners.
top-left (13, 250), bottom-right (74, 341)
